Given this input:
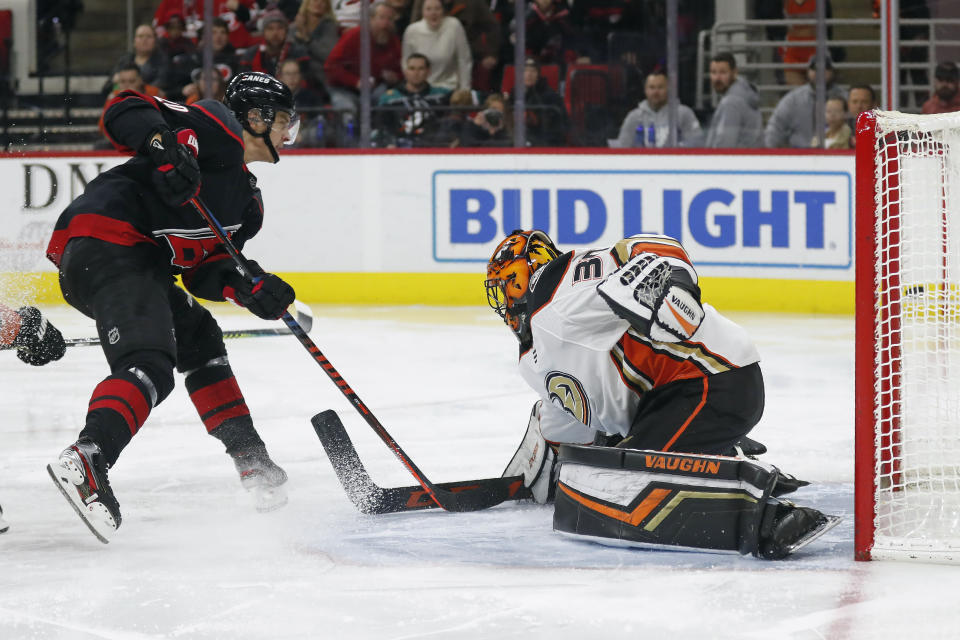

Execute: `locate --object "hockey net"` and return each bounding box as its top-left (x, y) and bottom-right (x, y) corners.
top-left (855, 110), bottom-right (960, 562)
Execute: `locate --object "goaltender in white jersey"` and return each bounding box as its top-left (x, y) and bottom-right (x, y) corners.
top-left (487, 230), bottom-right (765, 455)
top-left (518, 234), bottom-right (761, 446)
top-left (486, 230), bottom-right (839, 559)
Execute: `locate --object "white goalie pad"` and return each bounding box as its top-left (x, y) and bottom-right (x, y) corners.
top-left (502, 401), bottom-right (558, 503)
top-left (553, 445), bottom-right (778, 555)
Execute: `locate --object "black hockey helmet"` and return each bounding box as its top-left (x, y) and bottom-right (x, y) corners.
top-left (224, 71), bottom-right (298, 162)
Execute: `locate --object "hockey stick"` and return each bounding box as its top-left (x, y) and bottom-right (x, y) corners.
top-left (58, 300), bottom-right (315, 348)
top-left (188, 196), bottom-right (518, 512)
top-left (312, 409), bottom-right (530, 514)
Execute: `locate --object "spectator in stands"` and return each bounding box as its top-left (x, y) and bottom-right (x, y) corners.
top-left (846, 84), bottom-right (876, 149)
top-left (508, 57), bottom-right (567, 147)
top-left (184, 65), bottom-right (229, 105)
top-left (374, 53), bottom-right (451, 147)
top-left (778, 0), bottom-right (844, 86)
top-left (278, 58), bottom-right (327, 110)
top-left (433, 87), bottom-right (474, 146)
top-left (239, 10), bottom-right (309, 78)
top-left (703, 53), bottom-right (762, 148)
top-left (922, 62), bottom-right (960, 115)
top-left (107, 25), bottom-right (170, 96)
top-left (99, 63), bottom-right (162, 139)
top-left (276, 58), bottom-right (327, 147)
top-left (847, 84), bottom-right (875, 118)
top-left (811, 96), bottom-right (851, 149)
top-left (179, 18), bottom-right (240, 104)
top-left (154, 0), bottom-right (258, 50)
top-left (290, 0), bottom-right (340, 92)
top-left (409, 0), bottom-right (499, 87)
top-left (324, 2), bottom-right (402, 112)
top-left (159, 13), bottom-right (199, 97)
top-left (524, 0), bottom-right (577, 71)
top-left (460, 93), bottom-right (508, 146)
top-left (333, 0), bottom-right (375, 30)
top-left (402, 0), bottom-right (472, 91)
top-left (158, 14), bottom-right (196, 60)
top-left (764, 54), bottom-right (844, 149)
top-left (616, 69), bottom-right (701, 148)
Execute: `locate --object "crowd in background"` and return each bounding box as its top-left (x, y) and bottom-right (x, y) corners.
top-left (95, 0), bottom-right (959, 150)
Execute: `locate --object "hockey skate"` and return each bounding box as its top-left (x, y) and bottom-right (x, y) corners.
top-left (757, 500), bottom-right (841, 560)
top-left (47, 439), bottom-right (121, 544)
top-left (0, 504), bottom-right (8, 534)
top-left (231, 448), bottom-right (288, 513)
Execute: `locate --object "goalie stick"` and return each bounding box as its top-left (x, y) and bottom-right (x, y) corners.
top-left (58, 300), bottom-right (315, 348)
top-left (189, 196), bottom-right (519, 513)
top-left (312, 409), bottom-right (530, 514)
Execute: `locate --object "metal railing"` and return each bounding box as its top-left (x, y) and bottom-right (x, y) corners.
top-left (696, 18), bottom-right (960, 116)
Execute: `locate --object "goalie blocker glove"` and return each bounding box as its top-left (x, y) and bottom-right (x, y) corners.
top-left (146, 127), bottom-right (201, 207)
top-left (223, 260), bottom-right (296, 320)
top-left (597, 253), bottom-right (705, 343)
top-left (502, 400), bottom-right (559, 503)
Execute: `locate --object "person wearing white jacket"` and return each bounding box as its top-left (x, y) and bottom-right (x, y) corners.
top-left (401, 0), bottom-right (473, 91)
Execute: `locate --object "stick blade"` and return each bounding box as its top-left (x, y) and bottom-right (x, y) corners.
top-left (291, 300), bottom-right (313, 334)
top-left (312, 410), bottom-right (531, 514)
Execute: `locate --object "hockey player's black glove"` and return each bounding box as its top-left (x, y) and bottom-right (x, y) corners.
top-left (147, 128), bottom-right (201, 207)
top-left (225, 261), bottom-right (296, 320)
top-left (13, 306), bottom-right (66, 366)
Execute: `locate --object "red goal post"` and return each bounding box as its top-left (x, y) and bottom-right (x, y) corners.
top-left (855, 109), bottom-right (960, 563)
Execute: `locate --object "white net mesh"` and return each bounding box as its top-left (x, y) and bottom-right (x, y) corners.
top-left (872, 110), bottom-right (960, 562)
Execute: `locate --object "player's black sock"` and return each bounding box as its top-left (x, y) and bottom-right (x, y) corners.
top-left (185, 361), bottom-right (264, 455)
top-left (79, 371), bottom-right (155, 466)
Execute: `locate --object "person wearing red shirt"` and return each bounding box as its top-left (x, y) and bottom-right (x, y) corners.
top-left (237, 11), bottom-right (308, 77)
top-left (153, 0), bottom-right (258, 50)
top-left (324, 1), bottom-right (402, 113)
top-left (922, 62), bottom-right (960, 115)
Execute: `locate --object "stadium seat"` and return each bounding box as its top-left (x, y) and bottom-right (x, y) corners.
top-left (564, 65), bottom-right (611, 147)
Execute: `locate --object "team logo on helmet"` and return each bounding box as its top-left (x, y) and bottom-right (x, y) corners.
top-left (545, 371), bottom-right (590, 425)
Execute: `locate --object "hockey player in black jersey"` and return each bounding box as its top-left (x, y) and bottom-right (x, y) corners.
top-left (45, 72), bottom-right (299, 543)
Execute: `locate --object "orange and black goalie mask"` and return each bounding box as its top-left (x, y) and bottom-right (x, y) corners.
top-left (485, 229), bottom-right (560, 346)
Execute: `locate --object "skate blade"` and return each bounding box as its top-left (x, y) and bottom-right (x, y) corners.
top-left (253, 485), bottom-right (289, 513)
top-left (47, 463), bottom-right (115, 544)
top-left (783, 514), bottom-right (842, 556)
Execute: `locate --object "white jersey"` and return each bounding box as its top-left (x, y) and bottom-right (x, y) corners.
top-left (518, 235), bottom-right (760, 444)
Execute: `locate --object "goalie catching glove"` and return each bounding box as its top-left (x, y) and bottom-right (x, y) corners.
top-left (597, 252), bottom-right (704, 342)
top-left (502, 401), bottom-right (559, 504)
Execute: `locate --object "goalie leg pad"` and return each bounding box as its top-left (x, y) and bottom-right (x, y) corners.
top-left (553, 445), bottom-right (778, 555)
top-left (502, 401), bottom-right (558, 504)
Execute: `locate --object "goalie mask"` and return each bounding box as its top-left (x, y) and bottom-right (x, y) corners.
top-left (224, 71), bottom-right (299, 163)
top-left (485, 230), bottom-right (561, 345)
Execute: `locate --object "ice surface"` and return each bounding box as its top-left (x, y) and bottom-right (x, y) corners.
top-left (1, 305), bottom-right (958, 639)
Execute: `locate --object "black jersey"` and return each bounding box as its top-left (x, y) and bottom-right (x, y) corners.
top-left (46, 91), bottom-right (263, 285)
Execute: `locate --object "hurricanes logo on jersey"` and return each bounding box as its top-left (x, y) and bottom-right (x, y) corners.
top-left (545, 372), bottom-right (591, 426)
